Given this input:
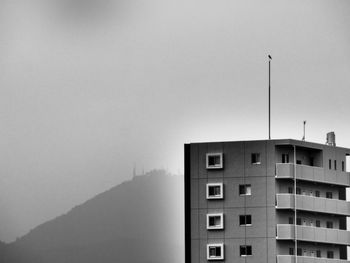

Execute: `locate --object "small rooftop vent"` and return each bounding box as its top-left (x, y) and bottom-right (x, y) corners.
top-left (326, 132), bottom-right (336, 146)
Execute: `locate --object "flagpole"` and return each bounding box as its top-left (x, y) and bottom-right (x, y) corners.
top-left (268, 55), bottom-right (272, 140)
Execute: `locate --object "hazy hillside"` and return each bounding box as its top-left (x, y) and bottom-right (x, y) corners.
top-left (0, 170), bottom-right (184, 263)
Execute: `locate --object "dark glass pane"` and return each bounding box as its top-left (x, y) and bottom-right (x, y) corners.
top-left (246, 215), bottom-right (251, 225)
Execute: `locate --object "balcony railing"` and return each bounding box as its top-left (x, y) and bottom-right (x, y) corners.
top-left (277, 255), bottom-right (348, 263)
top-left (276, 194), bottom-right (350, 216)
top-left (277, 224), bottom-right (350, 245)
top-left (276, 163), bottom-right (350, 186)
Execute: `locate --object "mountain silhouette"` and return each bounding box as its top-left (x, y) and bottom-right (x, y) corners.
top-left (0, 170), bottom-right (184, 263)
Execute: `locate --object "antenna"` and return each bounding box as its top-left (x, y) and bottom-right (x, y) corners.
top-left (302, 121), bottom-right (306, 141)
top-left (268, 55), bottom-right (272, 140)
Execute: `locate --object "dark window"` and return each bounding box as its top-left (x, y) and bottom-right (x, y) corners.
top-left (208, 215), bottom-right (222, 228)
top-left (207, 184), bottom-right (223, 199)
top-left (251, 153), bottom-right (261, 164)
top-left (209, 156), bottom-right (220, 166)
top-left (288, 187), bottom-right (293, 194)
top-left (316, 220), bottom-right (321, 227)
top-left (240, 245), bottom-right (252, 256)
top-left (329, 159), bottom-right (332, 169)
top-left (296, 160), bottom-right (302, 165)
top-left (342, 161), bottom-right (345, 172)
top-left (209, 186), bottom-right (221, 196)
top-left (296, 188), bottom-right (301, 195)
top-left (209, 246), bottom-right (221, 257)
top-left (310, 157), bottom-right (314, 166)
top-left (316, 250), bottom-right (321, 258)
top-left (326, 221), bottom-right (333, 229)
top-left (206, 153), bottom-right (223, 169)
top-left (282, 154), bottom-right (289, 163)
top-left (315, 190), bottom-right (320, 197)
top-left (288, 217), bottom-right (294, 224)
top-left (327, 251), bottom-right (334, 259)
top-left (296, 218), bottom-right (302, 225)
top-left (334, 160), bottom-right (337, 170)
top-left (289, 248), bottom-right (294, 255)
top-left (239, 184), bottom-right (251, 195)
top-left (326, 192), bottom-right (333, 199)
top-left (239, 215), bottom-right (252, 226)
top-left (297, 248), bottom-right (302, 256)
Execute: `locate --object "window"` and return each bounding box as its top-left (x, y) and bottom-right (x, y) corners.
top-left (296, 160), bottom-right (302, 165)
top-left (288, 217), bottom-right (294, 224)
top-left (334, 160), bottom-right (337, 170)
top-left (297, 248), bottom-right (302, 256)
top-left (327, 251), bottom-right (334, 259)
top-left (316, 220), bottom-right (321, 227)
top-left (296, 188), bottom-right (301, 195)
top-left (310, 157), bottom-right (314, 166)
top-left (282, 154), bottom-right (289, 163)
top-left (329, 159), bottom-right (332, 170)
top-left (310, 220), bottom-right (314, 227)
top-left (288, 187), bottom-right (293, 194)
top-left (316, 250), bottom-right (321, 258)
top-left (315, 190), bottom-right (320, 197)
top-left (342, 161), bottom-right (345, 172)
top-left (326, 192), bottom-right (333, 199)
top-left (251, 153), bottom-right (261, 164)
top-left (240, 245), bottom-right (252, 256)
top-left (296, 218), bottom-right (302, 225)
top-left (239, 184), bottom-right (251, 196)
top-left (206, 153), bottom-right (223, 169)
top-left (239, 215), bottom-right (252, 226)
top-left (289, 248), bottom-right (294, 255)
top-left (206, 183), bottom-right (224, 199)
top-left (207, 244), bottom-right (224, 260)
top-left (207, 213), bottom-right (224, 230)
top-left (326, 221), bottom-right (333, 229)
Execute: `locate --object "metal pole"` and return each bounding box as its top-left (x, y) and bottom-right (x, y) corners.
top-left (294, 145), bottom-right (297, 263)
top-left (269, 57), bottom-right (271, 140)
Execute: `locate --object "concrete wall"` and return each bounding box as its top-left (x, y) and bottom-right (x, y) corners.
top-left (188, 141), bottom-right (276, 263)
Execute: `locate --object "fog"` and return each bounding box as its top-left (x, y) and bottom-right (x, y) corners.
top-left (1, 0), bottom-right (350, 242)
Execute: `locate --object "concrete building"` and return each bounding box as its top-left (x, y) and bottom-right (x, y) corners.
top-left (184, 136), bottom-right (350, 263)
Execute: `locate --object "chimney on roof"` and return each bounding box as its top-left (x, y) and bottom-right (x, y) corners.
top-left (326, 132), bottom-right (336, 146)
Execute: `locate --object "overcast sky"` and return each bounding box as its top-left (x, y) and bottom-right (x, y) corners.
top-left (1, 0), bottom-right (350, 242)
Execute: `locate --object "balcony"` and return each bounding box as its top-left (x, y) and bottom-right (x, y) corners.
top-left (277, 224), bottom-right (350, 245)
top-left (277, 255), bottom-right (348, 263)
top-left (276, 163), bottom-right (350, 186)
top-left (276, 194), bottom-right (350, 216)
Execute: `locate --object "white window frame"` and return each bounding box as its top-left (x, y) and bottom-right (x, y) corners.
top-left (206, 153), bottom-right (223, 169)
top-left (207, 213), bottom-right (224, 230)
top-left (206, 183), bottom-right (224, 199)
top-left (207, 243), bottom-right (224, 260)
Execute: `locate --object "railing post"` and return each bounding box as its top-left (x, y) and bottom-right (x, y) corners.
top-left (294, 145), bottom-right (297, 263)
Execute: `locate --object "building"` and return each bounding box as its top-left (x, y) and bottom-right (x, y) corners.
top-left (184, 135), bottom-right (350, 263)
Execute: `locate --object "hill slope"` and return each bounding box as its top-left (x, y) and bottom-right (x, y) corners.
top-left (0, 170), bottom-right (184, 263)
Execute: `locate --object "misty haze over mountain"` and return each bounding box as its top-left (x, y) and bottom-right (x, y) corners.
top-left (0, 170), bottom-right (184, 263)
top-left (1, 0), bottom-right (349, 250)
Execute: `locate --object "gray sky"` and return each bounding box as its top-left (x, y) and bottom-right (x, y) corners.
top-left (1, 0), bottom-right (350, 242)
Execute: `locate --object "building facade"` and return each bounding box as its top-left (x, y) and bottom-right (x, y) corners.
top-left (184, 139), bottom-right (350, 263)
